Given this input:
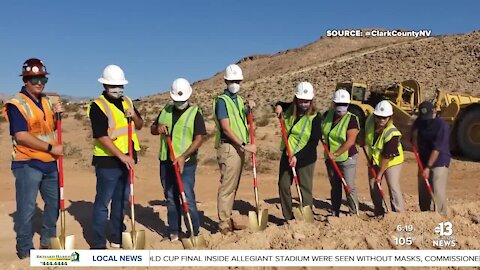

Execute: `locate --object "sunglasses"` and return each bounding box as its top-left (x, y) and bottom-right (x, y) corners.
top-left (375, 115), bottom-right (390, 120)
top-left (27, 77), bottom-right (48, 85)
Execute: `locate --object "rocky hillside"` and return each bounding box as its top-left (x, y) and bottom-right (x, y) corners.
top-left (137, 31), bottom-right (480, 122)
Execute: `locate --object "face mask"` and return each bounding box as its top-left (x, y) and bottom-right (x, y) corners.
top-left (227, 83), bottom-right (240, 94)
top-left (297, 103), bottom-right (310, 112)
top-left (335, 105), bottom-right (348, 116)
top-left (174, 101), bottom-right (189, 110)
top-left (108, 87), bottom-right (124, 99)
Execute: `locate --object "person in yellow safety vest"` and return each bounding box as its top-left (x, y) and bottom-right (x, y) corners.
top-left (364, 100), bottom-right (405, 216)
top-left (213, 64), bottom-right (256, 235)
top-left (151, 78), bottom-right (207, 242)
top-left (2, 58), bottom-right (63, 259)
top-left (88, 65), bottom-right (143, 249)
top-left (321, 89), bottom-right (360, 217)
top-left (274, 82), bottom-right (322, 223)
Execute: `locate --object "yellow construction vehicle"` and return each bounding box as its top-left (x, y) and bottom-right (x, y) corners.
top-left (335, 80), bottom-right (480, 161)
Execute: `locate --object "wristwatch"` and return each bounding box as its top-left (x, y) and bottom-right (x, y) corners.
top-left (241, 142), bottom-right (246, 149)
top-left (47, 144), bottom-right (53, 153)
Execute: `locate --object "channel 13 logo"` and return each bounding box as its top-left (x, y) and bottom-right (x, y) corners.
top-left (433, 222), bottom-right (456, 247)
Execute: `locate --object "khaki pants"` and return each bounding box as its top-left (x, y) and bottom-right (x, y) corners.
top-left (369, 163), bottom-right (405, 215)
top-left (278, 160), bottom-right (314, 221)
top-left (418, 166), bottom-right (448, 215)
top-left (217, 143), bottom-right (245, 230)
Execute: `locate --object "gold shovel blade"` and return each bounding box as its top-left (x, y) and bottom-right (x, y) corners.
top-left (248, 209), bottom-right (268, 232)
top-left (122, 230), bottom-right (146, 250)
top-left (293, 206), bottom-right (314, 223)
top-left (182, 235), bottom-right (206, 250)
top-left (50, 235), bottom-right (75, 250)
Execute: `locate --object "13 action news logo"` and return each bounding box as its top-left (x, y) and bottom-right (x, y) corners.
top-left (433, 222), bottom-right (456, 247)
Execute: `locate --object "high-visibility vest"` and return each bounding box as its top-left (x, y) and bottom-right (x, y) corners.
top-left (280, 106), bottom-right (316, 155)
top-left (212, 94), bottom-right (249, 148)
top-left (89, 95), bottom-right (140, 156)
top-left (157, 104), bottom-right (199, 161)
top-left (365, 114), bottom-right (404, 167)
top-left (321, 110), bottom-right (358, 162)
top-left (2, 93), bottom-right (57, 162)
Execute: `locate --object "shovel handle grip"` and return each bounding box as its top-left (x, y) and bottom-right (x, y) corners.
top-left (165, 130), bottom-right (190, 213)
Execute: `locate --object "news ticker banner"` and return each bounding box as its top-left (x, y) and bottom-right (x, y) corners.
top-left (31, 250), bottom-right (480, 267)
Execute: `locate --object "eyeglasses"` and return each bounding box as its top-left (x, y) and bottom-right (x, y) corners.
top-left (27, 76), bottom-right (48, 85)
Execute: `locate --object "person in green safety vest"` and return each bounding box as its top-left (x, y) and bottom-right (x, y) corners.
top-left (213, 64), bottom-right (256, 235)
top-left (151, 78), bottom-right (206, 242)
top-left (364, 100), bottom-right (405, 216)
top-left (274, 81), bottom-right (322, 223)
top-left (321, 89), bottom-right (360, 217)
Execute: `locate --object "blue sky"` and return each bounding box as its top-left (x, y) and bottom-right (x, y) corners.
top-left (1, 1), bottom-right (478, 99)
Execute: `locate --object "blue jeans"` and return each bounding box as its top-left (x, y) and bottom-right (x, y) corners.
top-left (160, 162), bottom-right (200, 236)
top-left (12, 165), bottom-right (59, 256)
top-left (92, 167), bottom-right (130, 248)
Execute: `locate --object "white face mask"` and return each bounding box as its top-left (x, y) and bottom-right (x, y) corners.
top-left (335, 105), bottom-right (348, 116)
top-left (107, 87), bottom-right (124, 99)
top-left (227, 83), bottom-right (240, 94)
top-left (174, 101), bottom-right (189, 110)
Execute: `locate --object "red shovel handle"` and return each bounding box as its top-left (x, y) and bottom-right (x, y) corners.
top-left (248, 111), bottom-right (258, 188)
top-left (321, 141), bottom-right (352, 194)
top-left (412, 145), bottom-right (435, 195)
top-left (278, 115), bottom-right (300, 185)
top-left (127, 117), bottom-right (135, 205)
top-left (56, 113), bottom-right (65, 211)
top-left (165, 129), bottom-right (190, 213)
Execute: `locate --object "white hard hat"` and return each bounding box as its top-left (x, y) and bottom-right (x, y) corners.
top-left (295, 81), bottom-right (314, 100)
top-left (333, 89), bottom-right (350, 104)
top-left (170, 78), bottom-right (192, 102)
top-left (98, 65), bottom-right (128, 85)
top-left (374, 100), bottom-right (393, 117)
top-left (224, 64), bottom-right (244, 81)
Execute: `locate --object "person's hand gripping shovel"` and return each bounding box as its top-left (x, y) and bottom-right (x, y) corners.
top-left (122, 117), bottom-right (146, 250)
top-left (278, 114), bottom-right (314, 223)
top-left (412, 145), bottom-right (437, 211)
top-left (320, 140), bottom-right (359, 216)
top-left (165, 127), bottom-right (206, 249)
top-left (50, 112), bottom-right (75, 250)
top-left (361, 146), bottom-right (389, 213)
top-left (247, 110), bottom-right (268, 232)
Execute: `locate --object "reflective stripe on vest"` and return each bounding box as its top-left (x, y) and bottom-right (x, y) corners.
top-left (158, 104), bottom-right (198, 161)
top-left (321, 110), bottom-right (357, 162)
top-left (213, 94), bottom-right (248, 148)
top-left (91, 95), bottom-right (141, 156)
top-left (365, 114), bottom-right (404, 167)
top-left (280, 106), bottom-right (316, 155)
top-left (2, 93), bottom-right (56, 162)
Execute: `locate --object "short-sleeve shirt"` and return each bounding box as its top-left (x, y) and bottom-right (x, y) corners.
top-left (215, 90), bottom-right (247, 144)
top-left (412, 117), bottom-right (451, 167)
top-left (155, 105), bottom-right (207, 165)
top-left (89, 92), bottom-right (143, 168)
top-left (6, 87), bottom-right (57, 174)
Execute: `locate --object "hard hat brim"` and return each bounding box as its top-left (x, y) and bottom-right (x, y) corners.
top-left (98, 78), bottom-right (128, 85)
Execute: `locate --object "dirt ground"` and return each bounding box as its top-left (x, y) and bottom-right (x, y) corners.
top-left (0, 114), bottom-right (479, 270)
